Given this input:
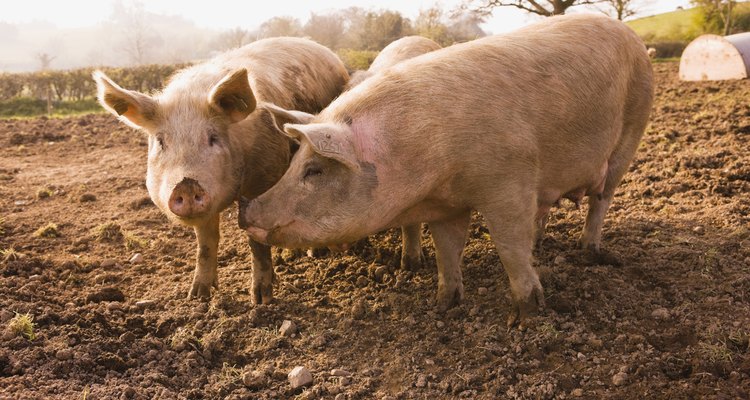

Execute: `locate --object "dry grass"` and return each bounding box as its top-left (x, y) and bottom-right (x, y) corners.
top-left (8, 312), bottom-right (36, 341)
top-left (93, 222), bottom-right (123, 243)
top-left (34, 223), bottom-right (59, 238)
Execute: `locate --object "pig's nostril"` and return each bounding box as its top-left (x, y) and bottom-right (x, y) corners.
top-left (194, 195), bottom-right (203, 203)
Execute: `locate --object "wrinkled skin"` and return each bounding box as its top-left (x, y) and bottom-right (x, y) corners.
top-left (94, 37), bottom-right (348, 304)
top-left (240, 15), bottom-right (654, 327)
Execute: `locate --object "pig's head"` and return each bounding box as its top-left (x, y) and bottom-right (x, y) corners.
top-left (239, 112), bottom-right (381, 249)
top-left (93, 69), bottom-right (266, 226)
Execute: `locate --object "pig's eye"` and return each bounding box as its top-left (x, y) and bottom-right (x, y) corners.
top-left (209, 134), bottom-right (219, 147)
top-left (303, 165), bottom-right (323, 180)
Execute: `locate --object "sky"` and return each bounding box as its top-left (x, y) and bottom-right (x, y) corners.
top-left (1, 0), bottom-right (691, 34)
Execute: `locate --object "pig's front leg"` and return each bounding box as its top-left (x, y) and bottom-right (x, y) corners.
top-left (483, 200), bottom-right (544, 328)
top-left (430, 212), bottom-right (471, 312)
top-left (400, 224), bottom-right (425, 270)
top-left (249, 239), bottom-right (274, 304)
top-left (188, 214), bottom-right (220, 299)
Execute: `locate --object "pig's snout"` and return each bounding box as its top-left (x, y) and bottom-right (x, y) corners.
top-left (168, 178), bottom-right (210, 218)
top-left (238, 197), bottom-right (270, 244)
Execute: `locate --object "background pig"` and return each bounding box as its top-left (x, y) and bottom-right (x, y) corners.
top-left (346, 36), bottom-right (442, 90)
top-left (94, 37), bottom-right (348, 304)
top-left (240, 14), bottom-right (654, 326)
top-left (346, 35), bottom-right (441, 270)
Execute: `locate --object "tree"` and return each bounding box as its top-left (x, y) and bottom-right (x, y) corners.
top-left (110, 1), bottom-right (159, 65)
top-left (692, 0), bottom-right (737, 35)
top-left (303, 13), bottom-right (346, 50)
top-left (215, 27), bottom-right (252, 50)
top-left (415, 6), bottom-right (487, 45)
top-left (465, 0), bottom-right (601, 17)
top-left (358, 10), bottom-right (413, 50)
top-left (259, 16), bottom-right (302, 38)
top-left (36, 53), bottom-right (56, 71)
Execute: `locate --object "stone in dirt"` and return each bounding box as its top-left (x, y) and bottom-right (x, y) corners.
top-left (651, 308), bottom-right (670, 320)
top-left (100, 259), bottom-right (117, 268)
top-left (612, 371), bottom-right (628, 386)
top-left (288, 366), bottom-right (313, 389)
top-left (242, 370), bottom-right (267, 389)
top-left (330, 369), bottom-right (351, 377)
top-left (129, 253), bottom-right (144, 264)
top-left (280, 320), bottom-right (297, 337)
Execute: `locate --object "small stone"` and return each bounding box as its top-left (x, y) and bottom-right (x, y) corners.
top-left (29, 275), bottom-right (43, 282)
top-left (436, 321), bottom-right (445, 329)
top-left (651, 308), bottom-right (670, 320)
top-left (100, 259), bottom-right (117, 268)
top-left (129, 253), bottom-right (144, 264)
top-left (135, 300), bottom-right (156, 309)
top-left (415, 374), bottom-right (427, 388)
top-left (692, 226), bottom-right (705, 234)
top-left (119, 332), bottom-right (135, 343)
top-left (330, 369), bottom-right (351, 377)
top-left (612, 371), bottom-right (628, 386)
top-left (554, 255), bottom-right (566, 265)
top-left (356, 275), bottom-right (369, 288)
top-left (280, 320), bottom-right (297, 337)
top-left (477, 287), bottom-right (488, 295)
top-left (288, 366), bottom-right (313, 389)
top-left (106, 302), bottom-right (122, 312)
top-left (55, 348), bottom-right (74, 361)
top-left (242, 370), bottom-right (267, 389)
top-left (571, 388), bottom-right (584, 397)
top-left (339, 376), bottom-right (351, 386)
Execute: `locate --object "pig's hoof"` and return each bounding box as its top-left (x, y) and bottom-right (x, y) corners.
top-left (436, 284), bottom-right (464, 313)
top-left (507, 286), bottom-right (545, 329)
top-left (188, 278), bottom-right (218, 300)
top-left (400, 251), bottom-right (425, 271)
top-left (251, 282), bottom-right (273, 305)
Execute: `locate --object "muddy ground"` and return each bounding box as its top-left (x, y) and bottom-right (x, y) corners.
top-left (0, 62), bottom-right (748, 399)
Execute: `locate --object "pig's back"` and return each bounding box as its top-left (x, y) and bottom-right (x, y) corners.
top-left (331, 14), bottom-right (652, 196)
top-left (165, 37), bottom-right (349, 113)
top-left (368, 36), bottom-right (442, 73)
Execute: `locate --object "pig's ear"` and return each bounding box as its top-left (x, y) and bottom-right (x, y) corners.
top-left (208, 69), bottom-right (257, 123)
top-left (263, 103), bottom-right (315, 132)
top-left (93, 70), bottom-right (158, 130)
top-left (285, 123), bottom-right (360, 171)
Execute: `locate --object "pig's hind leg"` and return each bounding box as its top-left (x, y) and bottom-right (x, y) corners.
top-left (188, 215), bottom-right (220, 299)
top-left (249, 239), bottom-right (274, 304)
top-left (400, 224), bottom-right (425, 270)
top-left (580, 127), bottom-right (644, 266)
top-left (430, 212), bottom-right (471, 312)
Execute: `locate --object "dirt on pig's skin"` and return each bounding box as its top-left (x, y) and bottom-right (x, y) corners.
top-left (0, 62), bottom-right (748, 399)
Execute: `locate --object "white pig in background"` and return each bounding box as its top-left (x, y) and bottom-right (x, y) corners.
top-left (346, 35), bottom-right (442, 270)
top-left (94, 37), bottom-right (348, 304)
top-left (240, 15), bottom-right (654, 326)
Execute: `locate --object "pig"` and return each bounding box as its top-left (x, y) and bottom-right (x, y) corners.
top-left (239, 14), bottom-right (654, 326)
top-left (346, 35), bottom-right (442, 269)
top-left (347, 36), bottom-right (442, 89)
top-left (93, 37), bottom-right (348, 304)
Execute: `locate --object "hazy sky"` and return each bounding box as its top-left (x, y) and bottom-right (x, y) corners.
top-left (2, 0), bottom-right (691, 34)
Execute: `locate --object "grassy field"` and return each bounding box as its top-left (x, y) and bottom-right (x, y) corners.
top-left (0, 98), bottom-right (102, 118)
top-left (628, 2), bottom-right (750, 42)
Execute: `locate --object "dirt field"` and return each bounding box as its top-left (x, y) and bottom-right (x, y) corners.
top-left (0, 62), bottom-right (748, 399)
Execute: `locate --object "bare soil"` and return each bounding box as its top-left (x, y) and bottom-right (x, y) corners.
top-left (0, 62), bottom-right (748, 399)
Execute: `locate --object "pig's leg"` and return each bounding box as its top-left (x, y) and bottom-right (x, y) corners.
top-left (249, 239), bottom-right (274, 304)
top-left (430, 212), bottom-right (471, 312)
top-left (481, 201), bottom-right (544, 327)
top-left (580, 133), bottom-right (641, 264)
top-left (188, 214), bottom-right (220, 299)
top-left (400, 224), bottom-right (425, 270)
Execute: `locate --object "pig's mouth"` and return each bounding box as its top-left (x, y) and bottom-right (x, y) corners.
top-left (245, 220), bottom-right (297, 246)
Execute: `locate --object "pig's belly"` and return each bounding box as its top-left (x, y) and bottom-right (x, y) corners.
top-left (537, 161), bottom-right (608, 213)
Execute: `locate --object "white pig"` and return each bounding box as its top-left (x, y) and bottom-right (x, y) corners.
top-left (94, 37), bottom-right (348, 304)
top-left (240, 15), bottom-right (654, 325)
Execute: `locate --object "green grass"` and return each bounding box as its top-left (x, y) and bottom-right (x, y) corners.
top-left (0, 97), bottom-right (103, 118)
top-left (628, 2), bottom-right (750, 42)
top-left (628, 7), bottom-right (703, 42)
